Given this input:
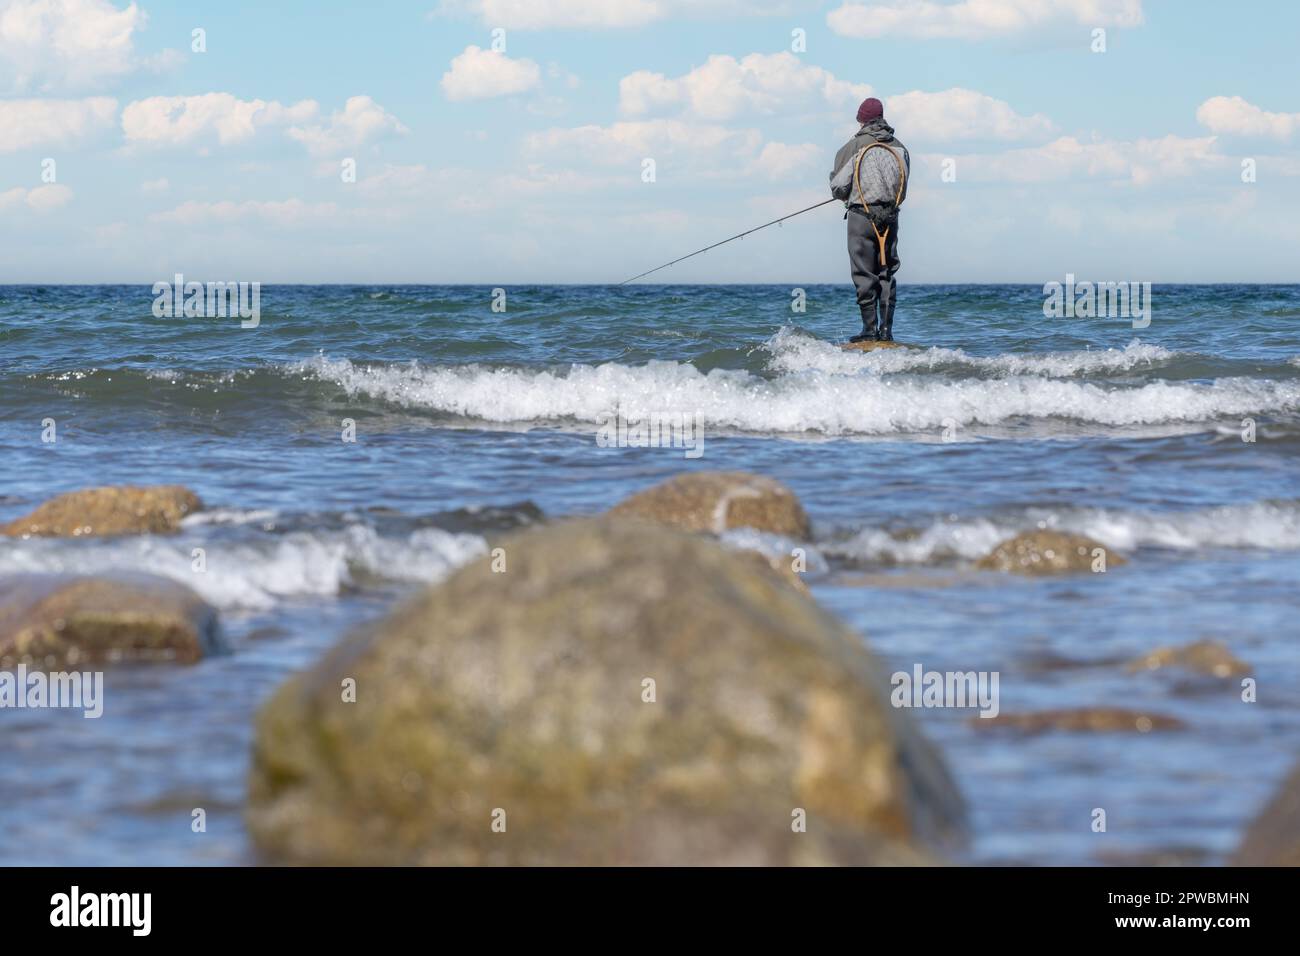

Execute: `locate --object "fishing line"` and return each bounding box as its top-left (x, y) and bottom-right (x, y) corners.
top-left (617, 198), bottom-right (838, 285)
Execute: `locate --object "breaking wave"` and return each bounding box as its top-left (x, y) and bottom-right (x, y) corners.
top-left (294, 352), bottom-right (1300, 438)
top-left (822, 500), bottom-right (1300, 566)
top-left (762, 328), bottom-right (1181, 377)
top-left (0, 524), bottom-right (487, 611)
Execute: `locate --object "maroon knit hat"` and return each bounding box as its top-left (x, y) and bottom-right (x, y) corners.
top-left (856, 97), bottom-right (884, 124)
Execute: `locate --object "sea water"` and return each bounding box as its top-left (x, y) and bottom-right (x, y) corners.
top-left (1, 283), bottom-right (1297, 865)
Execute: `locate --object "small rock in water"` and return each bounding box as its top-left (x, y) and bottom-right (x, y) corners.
top-left (1233, 760), bottom-right (1300, 866)
top-left (1020, 650), bottom-right (1126, 673)
top-left (1092, 845), bottom-right (1213, 867)
top-left (247, 517), bottom-right (963, 865)
top-left (608, 471), bottom-right (811, 538)
top-left (0, 572), bottom-right (223, 668)
top-left (1125, 639), bottom-right (1250, 678)
top-left (972, 707), bottom-right (1185, 734)
top-left (974, 530), bottom-right (1125, 575)
top-left (838, 340), bottom-right (913, 352)
top-left (1, 485), bottom-right (202, 537)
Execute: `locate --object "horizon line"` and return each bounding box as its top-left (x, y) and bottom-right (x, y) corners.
top-left (2, 281), bottom-right (1298, 288)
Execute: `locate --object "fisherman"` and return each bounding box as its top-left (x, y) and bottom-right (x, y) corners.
top-left (829, 97), bottom-right (910, 342)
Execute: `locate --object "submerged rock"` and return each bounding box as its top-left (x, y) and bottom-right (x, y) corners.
top-left (838, 340), bottom-right (914, 352)
top-left (0, 572), bottom-right (222, 668)
top-left (1233, 761), bottom-right (1300, 866)
top-left (247, 517), bottom-right (963, 865)
top-left (608, 471), bottom-right (811, 538)
top-left (974, 530), bottom-right (1125, 575)
top-left (1126, 639), bottom-right (1250, 678)
top-left (973, 707), bottom-right (1185, 734)
top-left (1, 485), bottom-right (202, 538)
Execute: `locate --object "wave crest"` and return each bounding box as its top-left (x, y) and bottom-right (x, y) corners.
top-left (824, 500), bottom-right (1300, 565)
top-left (295, 354), bottom-right (1300, 438)
top-left (0, 524), bottom-right (487, 611)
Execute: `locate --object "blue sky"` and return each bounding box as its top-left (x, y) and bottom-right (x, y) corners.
top-left (1, 0), bottom-right (1297, 283)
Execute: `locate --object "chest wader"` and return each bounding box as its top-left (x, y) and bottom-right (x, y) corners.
top-left (848, 142), bottom-right (907, 342)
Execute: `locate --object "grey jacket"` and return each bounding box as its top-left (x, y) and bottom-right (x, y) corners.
top-left (829, 120), bottom-right (910, 208)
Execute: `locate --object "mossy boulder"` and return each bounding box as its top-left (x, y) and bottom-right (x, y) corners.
top-left (1, 485), bottom-right (202, 538)
top-left (1234, 761), bottom-right (1300, 866)
top-left (608, 471), bottom-right (811, 538)
top-left (975, 530), bottom-right (1125, 575)
top-left (733, 548), bottom-right (810, 595)
top-left (0, 572), bottom-right (223, 668)
top-left (247, 518), bottom-right (963, 865)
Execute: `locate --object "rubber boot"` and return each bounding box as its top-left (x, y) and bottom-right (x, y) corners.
top-left (877, 280), bottom-right (896, 341)
top-left (849, 299), bottom-right (879, 342)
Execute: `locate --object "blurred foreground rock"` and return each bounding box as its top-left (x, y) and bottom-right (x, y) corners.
top-left (975, 530), bottom-right (1125, 575)
top-left (1, 485), bottom-right (202, 537)
top-left (248, 517), bottom-right (963, 865)
top-left (608, 471), bottom-right (811, 538)
top-left (733, 549), bottom-right (810, 594)
top-left (1234, 761), bottom-right (1300, 866)
top-left (0, 572), bottom-right (222, 668)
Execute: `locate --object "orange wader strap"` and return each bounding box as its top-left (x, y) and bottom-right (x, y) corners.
top-left (853, 142), bottom-right (907, 270)
top-left (869, 222), bottom-right (890, 268)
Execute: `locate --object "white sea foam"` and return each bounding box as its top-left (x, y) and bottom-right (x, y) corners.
top-left (824, 500), bottom-right (1300, 565)
top-left (181, 508), bottom-right (279, 528)
top-left (294, 354), bottom-right (1300, 437)
top-left (0, 524), bottom-right (487, 611)
top-left (763, 328), bottom-right (1177, 377)
top-left (718, 527), bottom-right (829, 573)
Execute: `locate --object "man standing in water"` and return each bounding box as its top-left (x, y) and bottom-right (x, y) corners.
top-left (830, 97), bottom-right (910, 342)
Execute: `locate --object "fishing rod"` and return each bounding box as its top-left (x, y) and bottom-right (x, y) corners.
top-left (617, 197), bottom-right (838, 285)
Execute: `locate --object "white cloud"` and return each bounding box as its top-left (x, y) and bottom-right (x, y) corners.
top-left (441, 45), bottom-right (541, 101)
top-left (749, 141), bottom-right (822, 179)
top-left (444, 0), bottom-right (823, 29)
top-left (0, 0), bottom-right (147, 91)
top-left (827, 0), bottom-right (1144, 40)
top-left (150, 198), bottom-right (341, 227)
top-left (1196, 95), bottom-right (1299, 141)
top-left (886, 88), bottom-right (1054, 141)
top-left (122, 93), bottom-right (319, 147)
top-left (140, 177), bottom-right (168, 193)
top-left (354, 162), bottom-right (617, 217)
top-left (122, 93), bottom-right (404, 154)
top-left (353, 163), bottom-right (497, 213)
top-left (450, 0), bottom-right (661, 29)
top-left (355, 163), bottom-right (441, 197)
top-left (1125, 134), bottom-right (1224, 184)
top-left (525, 118), bottom-right (762, 171)
top-left (0, 96), bottom-right (117, 152)
top-left (619, 70), bottom-right (681, 116)
top-left (286, 96), bottom-right (408, 155)
top-left (926, 133), bottom-right (1223, 185)
top-left (0, 183), bottom-right (73, 211)
top-left (619, 52), bottom-right (870, 122)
